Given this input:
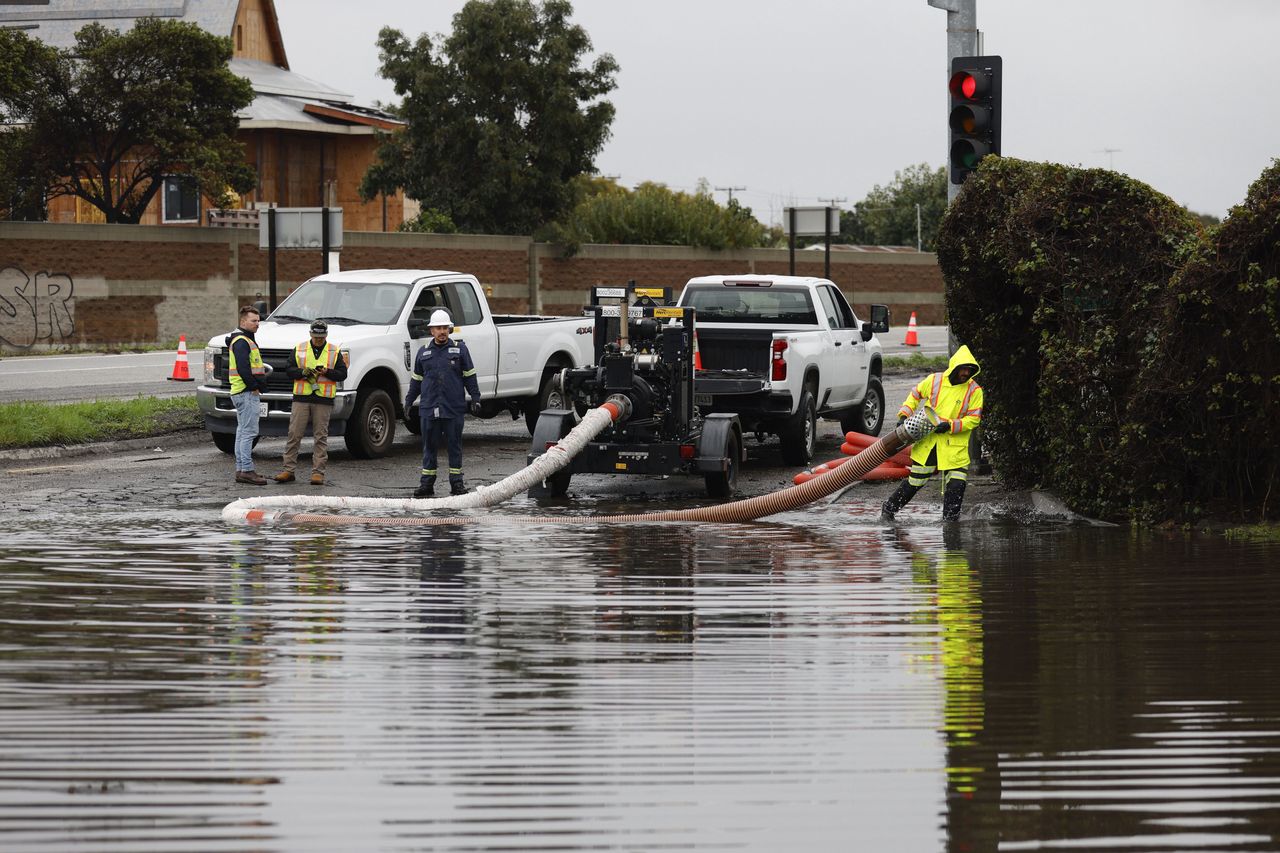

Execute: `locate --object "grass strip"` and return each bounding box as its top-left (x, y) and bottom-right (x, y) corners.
top-left (883, 353), bottom-right (949, 373)
top-left (0, 396), bottom-right (201, 449)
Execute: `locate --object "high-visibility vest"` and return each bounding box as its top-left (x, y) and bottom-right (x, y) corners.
top-left (292, 341), bottom-right (339, 398)
top-left (227, 333), bottom-right (265, 395)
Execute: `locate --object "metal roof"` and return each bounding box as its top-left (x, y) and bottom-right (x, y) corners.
top-left (4, 2), bottom-right (400, 132)
top-left (231, 58), bottom-right (350, 103)
top-left (0, 0), bottom-right (237, 50)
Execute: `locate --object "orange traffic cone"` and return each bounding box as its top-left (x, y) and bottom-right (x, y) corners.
top-left (693, 331), bottom-right (703, 371)
top-left (903, 311), bottom-right (920, 347)
top-left (168, 334), bottom-right (193, 381)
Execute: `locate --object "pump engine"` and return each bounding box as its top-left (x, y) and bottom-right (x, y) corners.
top-left (527, 284), bottom-right (743, 498)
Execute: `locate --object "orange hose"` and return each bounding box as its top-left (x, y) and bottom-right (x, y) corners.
top-left (794, 459), bottom-right (906, 485)
top-left (843, 435), bottom-right (912, 468)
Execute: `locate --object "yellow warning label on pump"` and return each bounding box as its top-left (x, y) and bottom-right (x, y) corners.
top-left (614, 463), bottom-right (628, 470)
top-left (653, 307), bottom-right (683, 318)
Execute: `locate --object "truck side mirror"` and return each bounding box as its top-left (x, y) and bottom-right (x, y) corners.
top-left (408, 318), bottom-right (428, 339)
top-left (869, 304), bottom-right (890, 334)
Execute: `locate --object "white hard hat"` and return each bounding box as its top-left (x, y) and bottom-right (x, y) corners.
top-left (428, 309), bottom-right (452, 328)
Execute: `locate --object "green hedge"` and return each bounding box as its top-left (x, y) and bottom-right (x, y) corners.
top-left (936, 157), bottom-right (1209, 521)
top-left (1125, 162), bottom-right (1280, 522)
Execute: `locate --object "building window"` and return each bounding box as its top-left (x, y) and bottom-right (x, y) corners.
top-left (163, 176), bottom-right (200, 223)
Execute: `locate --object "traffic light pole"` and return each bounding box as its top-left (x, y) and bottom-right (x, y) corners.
top-left (927, 0), bottom-right (979, 206)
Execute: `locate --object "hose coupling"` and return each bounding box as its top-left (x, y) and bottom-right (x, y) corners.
top-left (605, 393), bottom-right (633, 424)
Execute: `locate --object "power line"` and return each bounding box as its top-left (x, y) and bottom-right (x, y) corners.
top-left (714, 185), bottom-right (746, 202)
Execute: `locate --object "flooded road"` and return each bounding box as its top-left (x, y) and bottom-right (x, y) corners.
top-left (2, 504), bottom-right (1279, 851)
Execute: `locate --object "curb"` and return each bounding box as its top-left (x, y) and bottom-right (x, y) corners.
top-left (0, 428), bottom-right (207, 463)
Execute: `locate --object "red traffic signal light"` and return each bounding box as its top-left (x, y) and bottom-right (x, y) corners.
top-left (949, 56), bottom-right (1002, 185)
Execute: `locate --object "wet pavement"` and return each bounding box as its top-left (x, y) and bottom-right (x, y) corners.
top-left (4, 371), bottom-right (1280, 851)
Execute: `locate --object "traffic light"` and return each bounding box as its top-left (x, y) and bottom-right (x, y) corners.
top-left (948, 55), bottom-right (1002, 184)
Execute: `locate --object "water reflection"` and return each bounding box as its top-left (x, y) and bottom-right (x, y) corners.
top-left (0, 514), bottom-right (1278, 850)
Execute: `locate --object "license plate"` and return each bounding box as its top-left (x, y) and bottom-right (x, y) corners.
top-left (258, 401), bottom-right (269, 418)
top-left (695, 394), bottom-right (712, 406)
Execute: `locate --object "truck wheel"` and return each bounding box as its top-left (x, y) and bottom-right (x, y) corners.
top-left (841, 375), bottom-right (885, 436)
top-left (525, 369), bottom-right (569, 436)
top-left (779, 388), bottom-right (817, 466)
top-left (212, 432), bottom-right (258, 454)
top-left (345, 388), bottom-right (396, 459)
top-left (704, 431), bottom-right (742, 498)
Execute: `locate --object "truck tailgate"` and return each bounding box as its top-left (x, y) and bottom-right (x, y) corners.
top-left (696, 327), bottom-right (773, 372)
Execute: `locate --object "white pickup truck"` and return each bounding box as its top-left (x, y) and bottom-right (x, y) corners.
top-left (677, 274), bottom-right (890, 465)
top-left (196, 269), bottom-right (596, 458)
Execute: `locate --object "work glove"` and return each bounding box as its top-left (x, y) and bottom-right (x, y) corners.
top-left (468, 399), bottom-right (482, 416)
top-left (934, 420), bottom-right (952, 434)
top-left (404, 398), bottom-right (414, 413)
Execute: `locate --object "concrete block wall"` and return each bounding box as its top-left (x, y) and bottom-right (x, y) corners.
top-left (0, 221), bottom-right (946, 353)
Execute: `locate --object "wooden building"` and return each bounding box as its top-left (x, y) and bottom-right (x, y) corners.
top-left (2, 0), bottom-right (409, 232)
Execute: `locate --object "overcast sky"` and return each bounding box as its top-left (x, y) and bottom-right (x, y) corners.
top-left (275, 0), bottom-right (1275, 224)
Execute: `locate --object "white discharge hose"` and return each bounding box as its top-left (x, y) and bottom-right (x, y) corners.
top-left (221, 400), bottom-right (625, 524)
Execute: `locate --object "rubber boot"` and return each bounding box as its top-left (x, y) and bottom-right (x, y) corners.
top-left (941, 478), bottom-right (967, 522)
top-left (881, 481), bottom-right (921, 522)
top-left (450, 480), bottom-right (469, 496)
top-left (413, 476), bottom-right (436, 499)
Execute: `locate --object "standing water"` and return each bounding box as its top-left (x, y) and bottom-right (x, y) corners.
top-left (1, 506), bottom-right (1279, 851)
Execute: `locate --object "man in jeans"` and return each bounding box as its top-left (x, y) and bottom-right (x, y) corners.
top-left (226, 305), bottom-right (270, 485)
top-left (274, 320), bottom-right (347, 486)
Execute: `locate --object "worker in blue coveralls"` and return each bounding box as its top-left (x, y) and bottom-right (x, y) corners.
top-left (405, 309), bottom-right (481, 498)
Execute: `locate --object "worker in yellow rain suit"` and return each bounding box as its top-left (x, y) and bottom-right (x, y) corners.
top-left (881, 345), bottom-right (983, 522)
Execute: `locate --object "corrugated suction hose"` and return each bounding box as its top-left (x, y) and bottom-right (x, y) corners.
top-left (232, 406), bottom-right (939, 527)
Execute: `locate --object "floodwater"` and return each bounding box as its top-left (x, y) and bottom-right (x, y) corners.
top-left (2, 500), bottom-right (1280, 852)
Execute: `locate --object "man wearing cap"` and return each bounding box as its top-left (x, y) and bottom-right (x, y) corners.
top-left (274, 319), bottom-right (348, 486)
top-left (405, 309), bottom-right (481, 498)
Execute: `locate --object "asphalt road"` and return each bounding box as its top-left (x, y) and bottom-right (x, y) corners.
top-left (0, 327), bottom-right (951, 406)
top-left (0, 350), bottom-right (204, 404)
top-left (0, 370), bottom-right (929, 518)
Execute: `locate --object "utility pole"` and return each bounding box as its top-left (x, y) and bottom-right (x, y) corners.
top-left (1097, 148), bottom-right (1121, 170)
top-left (715, 186), bottom-right (746, 203)
top-left (927, 0), bottom-right (979, 207)
top-left (818, 197), bottom-right (847, 207)
top-left (929, 0), bottom-right (985, 468)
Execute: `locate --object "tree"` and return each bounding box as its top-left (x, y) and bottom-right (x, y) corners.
top-left (839, 164), bottom-right (947, 251)
top-left (545, 177), bottom-right (769, 253)
top-left (361, 0), bottom-right (618, 235)
top-left (0, 20), bottom-right (255, 224)
top-left (0, 30), bottom-right (58, 219)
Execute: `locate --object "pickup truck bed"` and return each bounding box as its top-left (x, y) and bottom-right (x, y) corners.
top-left (680, 274), bottom-right (890, 465)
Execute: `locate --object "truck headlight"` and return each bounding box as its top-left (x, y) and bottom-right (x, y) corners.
top-left (204, 348), bottom-right (217, 383)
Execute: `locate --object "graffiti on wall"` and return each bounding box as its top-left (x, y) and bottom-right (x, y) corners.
top-left (0, 266), bottom-right (76, 348)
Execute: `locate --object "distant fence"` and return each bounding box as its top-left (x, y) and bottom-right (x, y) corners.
top-left (0, 222), bottom-right (946, 352)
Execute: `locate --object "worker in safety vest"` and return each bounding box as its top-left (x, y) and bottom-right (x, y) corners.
top-left (881, 345), bottom-right (983, 522)
top-left (226, 305), bottom-right (271, 485)
top-left (405, 309), bottom-right (481, 498)
top-left (274, 320), bottom-right (348, 486)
